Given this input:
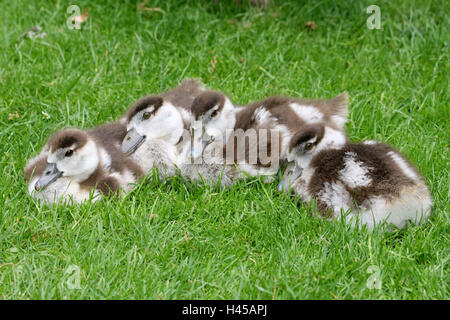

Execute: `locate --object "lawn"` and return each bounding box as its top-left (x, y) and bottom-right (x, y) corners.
top-left (0, 0), bottom-right (448, 299)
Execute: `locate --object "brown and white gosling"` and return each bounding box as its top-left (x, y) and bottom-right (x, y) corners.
top-left (25, 122), bottom-right (143, 204)
top-left (121, 79), bottom-right (205, 179)
top-left (279, 123), bottom-right (433, 230)
top-left (186, 90), bottom-right (349, 185)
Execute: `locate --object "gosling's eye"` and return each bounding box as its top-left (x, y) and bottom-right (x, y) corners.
top-left (143, 112), bottom-right (151, 120)
top-left (65, 150), bottom-right (74, 157)
top-left (210, 110), bottom-right (218, 117)
top-left (304, 143), bottom-right (313, 151)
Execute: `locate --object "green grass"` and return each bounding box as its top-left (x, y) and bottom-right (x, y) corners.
top-left (0, 0), bottom-right (448, 299)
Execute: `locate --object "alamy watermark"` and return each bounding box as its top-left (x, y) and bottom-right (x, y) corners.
top-left (366, 265), bottom-right (382, 290)
top-left (183, 122), bottom-right (281, 168)
top-left (366, 5), bottom-right (381, 30)
top-left (65, 264), bottom-right (81, 290)
top-left (66, 5), bottom-right (82, 30)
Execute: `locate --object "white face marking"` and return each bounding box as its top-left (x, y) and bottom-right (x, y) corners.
top-left (202, 98), bottom-right (236, 142)
top-left (387, 151), bottom-right (418, 181)
top-left (48, 139), bottom-right (99, 182)
top-left (129, 101), bottom-right (184, 145)
top-left (338, 152), bottom-right (373, 189)
top-left (189, 98), bottom-right (236, 162)
top-left (289, 103), bottom-right (324, 123)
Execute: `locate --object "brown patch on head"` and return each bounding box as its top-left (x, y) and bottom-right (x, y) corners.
top-left (288, 124), bottom-right (325, 152)
top-left (47, 129), bottom-right (88, 153)
top-left (191, 91), bottom-right (225, 120)
top-left (162, 79), bottom-right (205, 110)
top-left (126, 96), bottom-right (164, 122)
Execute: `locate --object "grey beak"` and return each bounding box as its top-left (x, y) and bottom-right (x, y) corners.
top-left (291, 165), bottom-right (303, 182)
top-left (277, 164), bottom-right (303, 192)
top-left (34, 163), bottom-right (63, 191)
top-left (121, 128), bottom-right (145, 155)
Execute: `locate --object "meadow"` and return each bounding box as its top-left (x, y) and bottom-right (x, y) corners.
top-left (0, 0), bottom-right (448, 299)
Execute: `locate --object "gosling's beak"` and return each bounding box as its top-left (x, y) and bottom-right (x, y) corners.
top-left (291, 165), bottom-right (303, 182)
top-left (277, 163), bottom-right (303, 192)
top-left (121, 128), bottom-right (145, 155)
top-left (34, 163), bottom-right (62, 191)
top-left (277, 172), bottom-right (290, 192)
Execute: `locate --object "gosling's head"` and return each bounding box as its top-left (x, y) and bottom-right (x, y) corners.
top-left (35, 129), bottom-right (99, 190)
top-left (287, 123), bottom-right (347, 168)
top-left (287, 124), bottom-right (325, 164)
top-left (121, 96), bottom-right (184, 154)
top-left (278, 124), bottom-right (326, 191)
top-left (189, 91), bottom-right (235, 160)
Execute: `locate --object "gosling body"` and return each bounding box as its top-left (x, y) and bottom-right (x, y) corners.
top-left (280, 124), bottom-right (432, 229)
